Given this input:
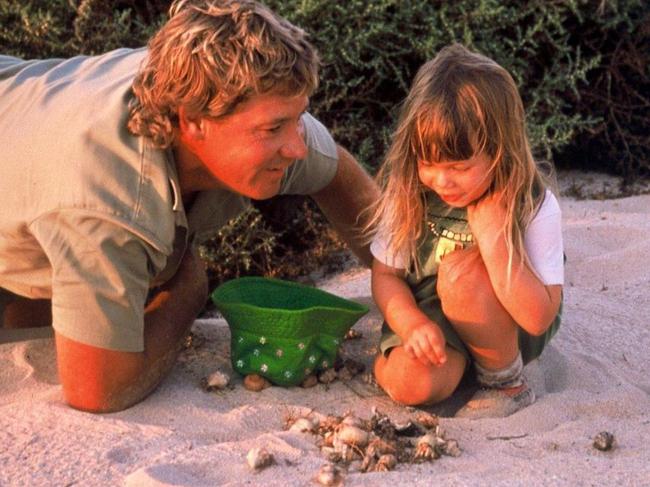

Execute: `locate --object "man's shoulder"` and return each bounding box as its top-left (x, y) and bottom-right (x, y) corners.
top-left (300, 112), bottom-right (338, 160)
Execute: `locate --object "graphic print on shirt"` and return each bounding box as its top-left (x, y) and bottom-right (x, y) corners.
top-left (427, 219), bottom-right (474, 264)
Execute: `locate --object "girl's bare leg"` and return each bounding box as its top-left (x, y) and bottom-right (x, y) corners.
top-left (436, 247), bottom-right (535, 418)
top-left (373, 345), bottom-right (466, 406)
top-left (436, 246), bottom-right (519, 370)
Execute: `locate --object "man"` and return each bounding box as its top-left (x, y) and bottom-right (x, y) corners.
top-left (0, 0), bottom-right (378, 412)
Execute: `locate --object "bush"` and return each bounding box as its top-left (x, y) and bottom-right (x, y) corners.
top-left (199, 197), bottom-right (350, 288)
top-left (0, 1), bottom-right (165, 57)
top-left (266, 0), bottom-right (648, 181)
top-left (553, 0), bottom-right (649, 182)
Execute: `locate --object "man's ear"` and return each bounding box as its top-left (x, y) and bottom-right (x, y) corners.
top-left (178, 106), bottom-right (205, 140)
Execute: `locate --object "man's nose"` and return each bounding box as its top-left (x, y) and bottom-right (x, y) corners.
top-left (280, 123), bottom-right (308, 160)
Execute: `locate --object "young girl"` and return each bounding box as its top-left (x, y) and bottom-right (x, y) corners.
top-left (369, 44), bottom-right (563, 418)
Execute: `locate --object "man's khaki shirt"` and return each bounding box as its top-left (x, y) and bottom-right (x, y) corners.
top-left (0, 48), bottom-right (337, 351)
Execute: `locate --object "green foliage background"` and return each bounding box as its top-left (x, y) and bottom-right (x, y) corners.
top-left (2, 0), bottom-right (648, 283)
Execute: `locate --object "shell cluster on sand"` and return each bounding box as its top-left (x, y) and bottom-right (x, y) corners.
top-left (284, 406), bottom-right (461, 483)
top-left (236, 357), bottom-right (366, 392)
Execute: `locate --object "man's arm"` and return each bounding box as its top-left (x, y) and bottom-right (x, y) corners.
top-left (310, 145), bottom-right (380, 267)
top-left (55, 248), bottom-right (208, 413)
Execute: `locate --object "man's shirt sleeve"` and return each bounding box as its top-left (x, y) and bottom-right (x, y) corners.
top-left (30, 210), bottom-right (167, 352)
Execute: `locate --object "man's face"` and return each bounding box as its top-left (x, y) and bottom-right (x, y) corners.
top-left (178, 92), bottom-right (309, 200)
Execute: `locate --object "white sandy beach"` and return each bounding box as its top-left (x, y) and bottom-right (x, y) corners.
top-left (2, 177), bottom-right (650, 486)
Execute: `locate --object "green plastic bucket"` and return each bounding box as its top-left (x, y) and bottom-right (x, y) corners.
top-left (211, 276), bottom-right (368, 386)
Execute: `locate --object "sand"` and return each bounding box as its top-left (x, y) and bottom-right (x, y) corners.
top-left (1, 186), bottom-right (649, 486)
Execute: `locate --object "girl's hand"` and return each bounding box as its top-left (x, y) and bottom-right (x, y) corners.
top-left (403, 321), bottom-right (447, 367)
top-left (466, 190), bottom-right (507, 245)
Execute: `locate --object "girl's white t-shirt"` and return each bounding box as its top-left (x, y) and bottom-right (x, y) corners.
top-left (370, 190), bottom-right (564, 285)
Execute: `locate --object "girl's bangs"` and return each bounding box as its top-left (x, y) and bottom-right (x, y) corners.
top-left (412, 104), bottom-right (485, 164)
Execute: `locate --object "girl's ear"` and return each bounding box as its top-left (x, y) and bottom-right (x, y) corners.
top-left (178, 106), bottom-right (205, 140)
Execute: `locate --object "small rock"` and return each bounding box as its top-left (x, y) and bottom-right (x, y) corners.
top-left (289, 417), bottom-right (316, 433)
top-left (301, 373), bottom-right (318, 388)
top-left (345, 329), bottom-right (363, 340)
top-left (318, 368), bottom-right (337, 384)
top-left (203, 370), bottom-right (230, 391)
top-left (337, 366), bottom-right (354, 382)
top-left (442, 439), bottom-right (462, 457)
top-left (593, 431), bottom-right (615, 451)
top-left (415, 412), bottom-right (439, 429)
top-left (243, 374), bottom-right (271, 392)
top-left (374, 453), bottom-right (397, 472)
top-left (336, 424), bottom-right (369, 447)
top-left (246, 447), bottom-right (274, 470)
top-left (314, 463), bottom-right (343, 486)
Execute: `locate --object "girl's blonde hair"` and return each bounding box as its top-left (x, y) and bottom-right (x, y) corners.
top-left (128, 0), bottom-right (319, 148)
top-left (371, 43), bottom-right (554, 277)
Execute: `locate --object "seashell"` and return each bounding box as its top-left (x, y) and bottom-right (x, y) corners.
top-left (319, 415), bottom-right (341, 434)
top-left (318, 368), bottom-right (337, 384)
top-left (342, 358), bottom-right (365, 375)
top-left (442, 439), bottom-right (462, 457)
top-left (320, 446), bottom-right (341, 463)
top-left (202, 370), bottom-right (230, 391)
top-left (370, 414), bottom-right (397, 441)
top-left (319, 431), bottom-right (335, 448)
top-left (336, 424), bottom-right (369, 447)
top-left (593, 431), bottom-right (615, 451)
top-left (290, 417), bottom-right (316, 434)
top-left (243, 374), bottom-right (271, 392)
top-left (345, 329), bottom-right (363, 340)
top-left (246, 447), bottom-right (274, 470)
top-left (373, 453), bottom-right (397, 472)
top-left (360, 451), bottom-right (376, 472)
top-left (394, 420), bottom-right (423, 437)
top-left (362, 372), bottom-right (379, 387)
top-left (366, 438), bottom-right (397, 456)
top-left (415, 412), bottom-right (439, 429)
top-left (414, 433), bottom-right (441, 461)
top-left (341, 414), bottom-right (364, 428)
top-left (314, 463), bottom-right (343, 486)
top-left (336, 366), bottom-right (354, 382)
top-left (341, 443), bottom-right (362, 462)
top-left (301, 373), bottom-right (318, 388)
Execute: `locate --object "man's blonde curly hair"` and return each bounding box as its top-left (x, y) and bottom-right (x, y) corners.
top-left (127, 0), bottom-right (319, 148)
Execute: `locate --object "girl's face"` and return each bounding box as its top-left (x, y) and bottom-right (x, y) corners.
top-left (417, 152), bottom-right (493, 207)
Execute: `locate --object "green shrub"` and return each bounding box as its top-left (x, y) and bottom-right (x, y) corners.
top-left (199, 197), bottom-right (348, 288)
top-left (266, 0), bottom-right (641, 175)
top-left (553, 0), bottom-right (649, 182)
